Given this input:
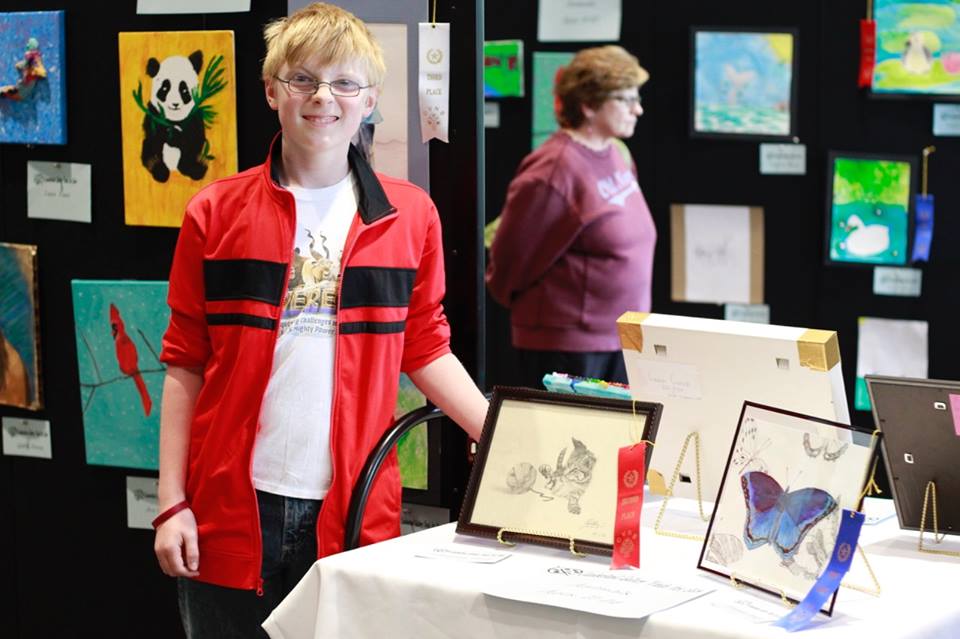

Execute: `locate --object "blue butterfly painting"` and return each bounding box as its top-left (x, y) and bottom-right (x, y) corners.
top-left (740, 471), bottom-right (837, 560)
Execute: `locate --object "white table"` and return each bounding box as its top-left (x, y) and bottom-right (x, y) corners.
top-left (263, 495), bottom-right (960, 639)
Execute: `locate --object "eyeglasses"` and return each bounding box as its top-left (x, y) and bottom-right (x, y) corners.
top-left (609, 95), bottom-right (642, 108)
top-left (274, 75), bottom-right (371, 97)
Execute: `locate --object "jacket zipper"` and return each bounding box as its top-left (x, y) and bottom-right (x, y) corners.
top-left (320, 207), bottom-right (398, 553)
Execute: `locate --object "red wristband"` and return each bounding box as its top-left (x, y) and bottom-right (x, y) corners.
top-left (152, 500), bottom-right (190, 529)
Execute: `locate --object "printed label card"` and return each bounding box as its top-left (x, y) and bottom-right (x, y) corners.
top-left (2, 416), bottom-right (51, 458)
top-left (26, 161), bottom-right (92, 222)
top-left (126, 475), bottom-right (159, 529)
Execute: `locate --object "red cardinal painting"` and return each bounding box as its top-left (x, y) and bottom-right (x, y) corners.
top-left (109, 303), bottom-right (152, 416)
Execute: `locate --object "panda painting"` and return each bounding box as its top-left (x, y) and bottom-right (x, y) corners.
top-left (133, 50), bottom-right (227, 183)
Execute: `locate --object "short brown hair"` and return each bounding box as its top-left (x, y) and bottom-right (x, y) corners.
top-left (555, 46), bottom-right (649, 129)
top-left (261, 3), bottom-right (386, 87)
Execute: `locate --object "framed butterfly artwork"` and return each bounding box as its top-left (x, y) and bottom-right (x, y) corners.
top-left (698, 402), bottom-right (877, 616)
top-left (457, 387), bottom-right (662, 556)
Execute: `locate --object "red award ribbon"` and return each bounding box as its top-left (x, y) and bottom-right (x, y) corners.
top-left (858, 19), bottom-right (876, 88)
top-left (611, 442), bottom-right (646, 569)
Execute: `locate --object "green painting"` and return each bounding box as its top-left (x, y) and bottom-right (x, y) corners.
top-left (872, 0), bottom-right (960, 96)
top-left (828, 155), bottom-right (912, 266)
top-left (484, 40), bottom-right (524, 98)
top-left (395, 372), bottom-right (428, 490)
top-left (692, 30), bottom-right (796, 138)
top-left (72, 280), bottom-right (169, 469)
top-left (532, 51), bottom-right (574, 149)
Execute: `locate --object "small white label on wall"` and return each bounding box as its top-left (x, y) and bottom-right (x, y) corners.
top-left (724, 303), bottom-right (771, 324)
top-left (933, 103), bottom-right (960, 137)
top-left (27, 161), bottom-right (92, 223)
top-left (126, 476), bottom-right (160, 530)
top-left (2, 417), bottom-right (52, 459)
top-left (484, 102), bottom-right (500, 128)
top-left (537, 0), bottom-right (622, 42)
top-left (873, 267), bottom-right (922, 297)
top-left (759, 144), bottom-right (806, 175)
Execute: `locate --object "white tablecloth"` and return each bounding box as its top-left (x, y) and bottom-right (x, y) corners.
top-left (263, 495), bottom-right (960, 639)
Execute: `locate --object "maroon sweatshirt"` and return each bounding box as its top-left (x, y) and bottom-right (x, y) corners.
top-left (487, 131), bottom-right (656, 351)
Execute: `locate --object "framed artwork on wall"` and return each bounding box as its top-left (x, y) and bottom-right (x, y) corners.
top-left (690, 27), bottom-right (798, 140)
top-left (871, 0), bottom-right (960, 98)
top-left (0, 242), bottom-right (41, 410)
top-left (698, 402), bottom-right (877, 615)
top-left (72, 280), bottom-right (169, 470)
top-left (484, 40), bottom-right (524, 98)
top-left (825, 152), bottom-right (917, 266)
top-left (458, 387), bottom-right (661, 556)
top-left (0, 10), bottom-right (67, 145)
top-left (118, 30), bottom-right (238, 227)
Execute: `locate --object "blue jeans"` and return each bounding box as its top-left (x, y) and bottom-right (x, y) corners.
top-left (178, 490), bottom-right (322, 638)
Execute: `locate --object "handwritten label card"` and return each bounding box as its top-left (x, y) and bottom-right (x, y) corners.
top-left (415, 544), bottom-right (512, 564)
top-left (537, 0), bottom-right (621, 42)
top-left (759, 143), bottom-right (806, 175)
top-left (933, 103), bottom-right (960, 137)
top-left (126, 476), bottom-right (160, 530)
top-left (873, 267), bottom-right (922, 297)
top-left (26, 161), bottom-right (92, 223)
top-left (724, 303), bottom-right (770, 324)
top-left (484, 102), bottom-right (500, 128)
top-left (2, 417), bottom-right (52, 459)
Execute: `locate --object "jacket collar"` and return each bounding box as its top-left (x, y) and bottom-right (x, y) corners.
top-left (264, 132), bottom-right (397, 225)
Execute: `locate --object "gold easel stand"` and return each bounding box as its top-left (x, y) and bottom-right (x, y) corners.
top-left (918, 480), bottom-right (960, 558)
top-left (653, 431), bottom-right (711, 542)
top-left (496, 527), bottom-right (587, 558)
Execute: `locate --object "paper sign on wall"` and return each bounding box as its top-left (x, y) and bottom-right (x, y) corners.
top-left (137, 0), bottom-right (250, 12)
top-left (671, 204), bottom-right (764, 305)
top-left (27, 161), bottom-right (92, 223)
top-left (2, 417), bottom-right (51, 459)
top-left (724, 303), bottom-right (770, 324)
top-left (855, 317), bottom-right (928, 411)
top-left (759, 144), bottom-right (806, 175)
top-left (537, 0), bottom-right (621, 42)
top-left (873, 267), bottom-right (922, 297)
top-left (126, 476), bottom-right (159, 529)
top-left (933, 103), bottom-right (960, 136)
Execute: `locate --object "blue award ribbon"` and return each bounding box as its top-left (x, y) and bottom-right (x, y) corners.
top-left (912, 194), bottom-right (934, 262)
top-left (774, 509), bottom-right (865, 632)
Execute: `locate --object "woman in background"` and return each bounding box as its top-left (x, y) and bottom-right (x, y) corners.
top-left (486, 45), bottom-right (656, 388)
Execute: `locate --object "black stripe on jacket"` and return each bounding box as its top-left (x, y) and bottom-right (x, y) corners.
top-left (339, 266), bottom-right (416, 309)
top-left (204, 259), bottom-right (287, 305)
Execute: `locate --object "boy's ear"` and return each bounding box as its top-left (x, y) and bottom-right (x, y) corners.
top-left (362, 87), bottom-right (378, 118)
top-left (264, 78), bottom-right (279, 111)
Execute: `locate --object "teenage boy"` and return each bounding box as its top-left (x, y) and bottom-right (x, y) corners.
top-left (152, 4), bottom-right (488, 636)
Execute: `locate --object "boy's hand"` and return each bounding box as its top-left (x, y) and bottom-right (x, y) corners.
top-left (154, 508), bottom-right (200, 578)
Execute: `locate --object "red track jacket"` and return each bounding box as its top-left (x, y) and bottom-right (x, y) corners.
top-left (160, 137), bottom-right (451, 590)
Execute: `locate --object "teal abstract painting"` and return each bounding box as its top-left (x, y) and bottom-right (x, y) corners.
top-left (692, 29), bottom-right (797, 138)
top-left (0, 242), bottom-right (41, 410)
top-left (532, 51), bottom-right (574, 149)
top-left (72, 280), bottom-right (168, 469)
top-left (827, 154), bottom-right (914, 266)
top-left (872, 0), bottom-right (960, 96)
top-left (0, 11), bottom-right (67, 144)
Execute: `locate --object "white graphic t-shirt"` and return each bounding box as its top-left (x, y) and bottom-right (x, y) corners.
top-left (253, 172), bottom-right (357, 499)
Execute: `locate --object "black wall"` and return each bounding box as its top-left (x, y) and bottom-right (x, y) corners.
top-left (483, 1), bottom-right (958, 441)
top-left (0, 1), bottom-right (482, 636)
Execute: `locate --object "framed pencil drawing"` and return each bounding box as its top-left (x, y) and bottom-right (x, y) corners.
top-left (698, 402), bottom-right (877, 615)
top-left (458, 387), bottom-right (662, 556)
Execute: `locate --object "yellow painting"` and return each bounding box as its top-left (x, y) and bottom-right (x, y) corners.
top-left (118, 31), bottom-right (237, 227)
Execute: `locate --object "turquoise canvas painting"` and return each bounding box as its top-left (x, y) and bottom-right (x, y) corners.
top-left (872, 0), bottom-right (960, 96)
top-left (0, 11), bottom-right (67, 144)
top-left (72, 280), bottom-right (168, 470)
top-left (0, 243), bottom-right (41, 410)
top-left (692, 29), bottom-right (797, 138)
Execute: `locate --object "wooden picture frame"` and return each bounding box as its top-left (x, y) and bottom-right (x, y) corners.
top-left (457, 387), bottom-right (662, 556)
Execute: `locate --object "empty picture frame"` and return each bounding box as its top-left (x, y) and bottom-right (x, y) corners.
top-left (699, 402), bottom-right (876, 615)
top-left (826, 152), bottom-right (916, 266)
top-left (0, 10), bottom-right (67, 145)
top-left (690, 27), bottom-right (798, 140)
top-left (871, 0), bottom-right (960, 99)
top-left (458, 387), bottom-right (662, 555)
top-left (671, 204), bottom-right (764, 305)
top-left (0, 242), bottom-right (41, 410)
top-left (866, 375), bottom-right (960, 536)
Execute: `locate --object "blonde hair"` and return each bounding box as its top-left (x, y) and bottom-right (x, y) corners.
top-left (261, 3), bottom-right (386, 87)
top-left (556, 45), bottom-right (649, 129)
